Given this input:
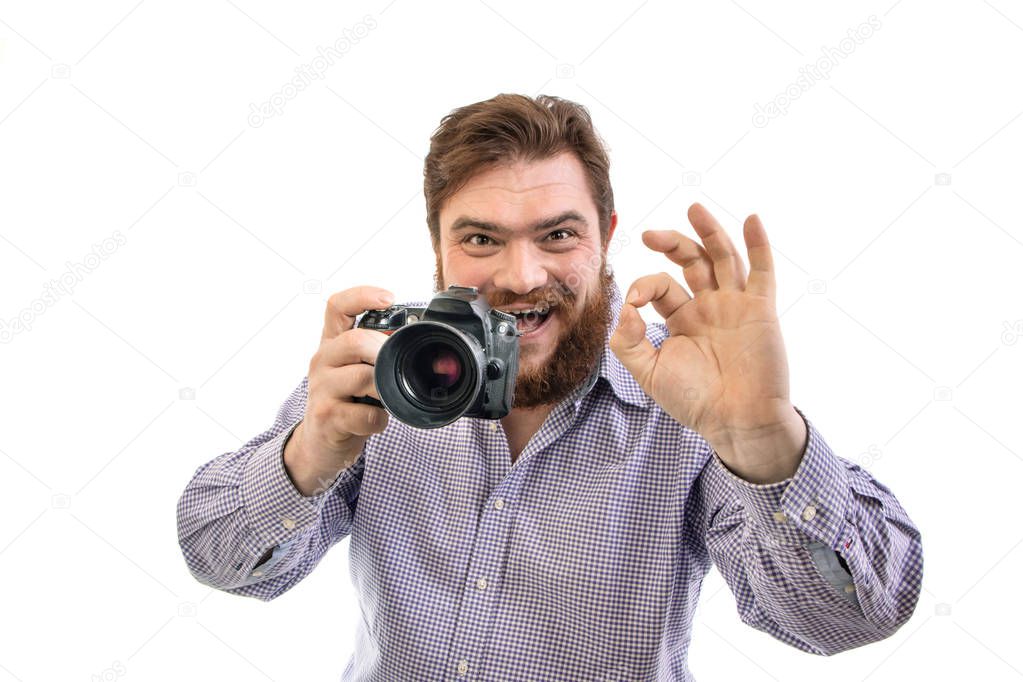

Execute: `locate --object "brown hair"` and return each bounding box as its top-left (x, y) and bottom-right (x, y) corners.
top-left (423, 94), bottom-right (614, 253)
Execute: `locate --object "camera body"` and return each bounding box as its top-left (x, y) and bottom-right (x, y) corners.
top-left (354, 285), bottom-right (520, 429)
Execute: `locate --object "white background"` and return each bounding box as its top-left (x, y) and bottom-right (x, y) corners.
top-left (1, 1), bottom-right (1020, 680)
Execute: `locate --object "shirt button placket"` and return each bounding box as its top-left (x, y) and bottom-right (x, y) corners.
top-left (448, 476), bottom-right (515, 679)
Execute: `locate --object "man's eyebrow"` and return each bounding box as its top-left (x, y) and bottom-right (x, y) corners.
top-left (449, 210), bottom-right (588, 235)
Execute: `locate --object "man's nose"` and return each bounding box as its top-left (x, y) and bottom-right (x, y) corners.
top-left (492, 241), bottom-right (548, 294)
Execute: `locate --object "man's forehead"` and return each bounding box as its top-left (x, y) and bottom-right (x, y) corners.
top-left (454, 179), bottom-right (583, 200)
top-left (458, 151), bottom-right (588, 193)
top-left (440, 153), bottom-right (596, 229)
top-left (447, 184), bottom-right (585, 216)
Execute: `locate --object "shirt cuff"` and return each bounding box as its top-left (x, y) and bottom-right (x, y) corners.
top-left (708, 405), bottom-right (852, 549)
top-left (239, 420), bottom-right (354, 549)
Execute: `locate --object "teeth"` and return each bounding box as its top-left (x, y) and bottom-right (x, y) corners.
top-left (499, 305), bottom-right (553, 316)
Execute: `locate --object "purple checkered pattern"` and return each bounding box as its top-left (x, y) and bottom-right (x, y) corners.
top-left (177, 280), bottom-right (924, 681)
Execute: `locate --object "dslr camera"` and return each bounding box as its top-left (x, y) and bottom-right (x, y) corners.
top-left (354, 285), bottom-right (520, 428)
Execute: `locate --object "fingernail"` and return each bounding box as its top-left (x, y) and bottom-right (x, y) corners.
top-left (627, 289), bottom-right (639, 305)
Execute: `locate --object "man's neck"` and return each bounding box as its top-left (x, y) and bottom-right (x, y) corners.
top-left (500, 403), bottom-right (556, 463)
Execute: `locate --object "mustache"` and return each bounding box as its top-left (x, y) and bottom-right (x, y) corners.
top-left (485, 283), bottom-right (576, 312)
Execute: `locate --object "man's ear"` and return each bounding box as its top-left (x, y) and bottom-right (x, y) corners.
top-left (604, 211), bottom-right (618, 252)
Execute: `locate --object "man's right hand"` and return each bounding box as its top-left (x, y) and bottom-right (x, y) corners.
top-left (284, 286), bottom-right (394, 497)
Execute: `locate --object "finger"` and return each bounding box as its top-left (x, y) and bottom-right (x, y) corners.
top-left (335, 401), bottom-right (389, 437)
top-left (640, 230), bottom-right (718, 293)
top-left (626, 273), bottom-right (693, 328)
top-left (322, 286), bottom-right (394, 342)
top-left (315, 328), bottom-right (389, 368)
top-left (743, 213), bottom-right (776, 299)
top-left (321, 363), bottom-right (380, 401)
top-left (686, 203), bottom-right (748, 290)
top-left (609, 301), bottom-right (657, 390)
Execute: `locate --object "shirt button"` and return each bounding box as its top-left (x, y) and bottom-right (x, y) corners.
top-left (476, 577), bottom-right (488, 590)
top-left (281, 517), bottom-right (296, 530)
top-left (844, 583), bottom-right (856, 594)
top-left (457, 659), bottom-right (469, 675)
top-left (801, 505), bottom-right (817, 522)
top-left (251, 570), bottom-right (263, 577)
top-left (772, 511), bottom-right (788, 523)
top-left (490, 422), bottom-right (498, 431)
top-left (494, 498), bottom-right (505, 510)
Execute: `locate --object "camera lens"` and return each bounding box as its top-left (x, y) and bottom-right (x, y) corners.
top-left (374, 321), bottom-right (486, 428)
top-left (403, 342), bottom-right (466, 405)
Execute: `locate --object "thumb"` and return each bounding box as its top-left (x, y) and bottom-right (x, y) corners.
top-left (610, 302), bottom-right (657, 388)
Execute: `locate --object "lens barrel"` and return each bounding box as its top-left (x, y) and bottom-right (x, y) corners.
top-left (374, 321), bottom-right (486, 428)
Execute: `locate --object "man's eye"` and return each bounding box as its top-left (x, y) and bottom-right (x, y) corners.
top-left (465, 234), bottom-right (495, 247)
top-left (547, 229), bottom-right (575, 241)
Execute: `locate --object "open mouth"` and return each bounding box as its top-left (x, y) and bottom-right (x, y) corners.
top-left (509, 308), bottom-right (554, 335)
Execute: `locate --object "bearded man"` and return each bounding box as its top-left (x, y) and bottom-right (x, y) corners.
top-left (177, 93), bottom-right (923, 681)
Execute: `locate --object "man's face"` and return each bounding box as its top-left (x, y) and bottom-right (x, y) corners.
top-left (435, 151), bottom-right (618, 408)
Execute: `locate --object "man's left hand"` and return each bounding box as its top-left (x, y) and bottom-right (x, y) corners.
top-left (610, 203), bottom-right (807, 485)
